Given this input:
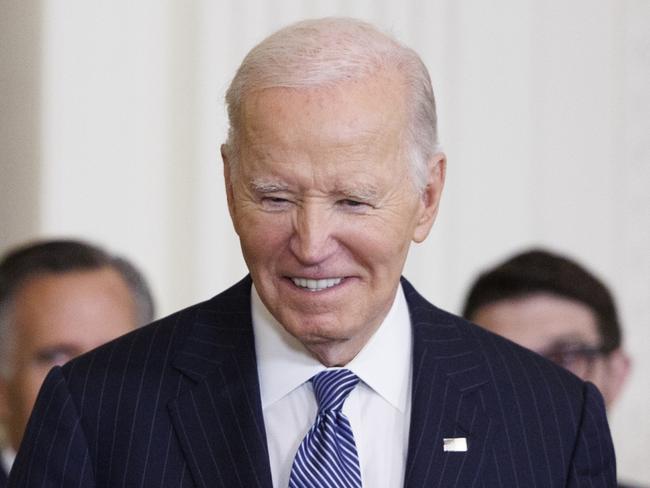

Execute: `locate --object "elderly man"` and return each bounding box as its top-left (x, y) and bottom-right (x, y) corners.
top-left (0, 239), bottom-right (154, 486)
top-left (10, 18), bottom-right (615, 487)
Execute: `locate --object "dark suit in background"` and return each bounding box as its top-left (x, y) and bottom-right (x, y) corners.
top-left (8, 277), bottom-right (615, 487)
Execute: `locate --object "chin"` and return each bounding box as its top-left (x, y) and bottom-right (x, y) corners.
top-left (285, 319), bottom-right (347, 343)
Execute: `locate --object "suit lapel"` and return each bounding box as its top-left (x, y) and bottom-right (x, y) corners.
top-left (0, 461), bottom-right (7, 486)
top-left (402, 278), bottom-right (495, 488)
top-left (165, 276), bottom-right (494, 487)
top-left (167, 276), bottom-right (273, 488)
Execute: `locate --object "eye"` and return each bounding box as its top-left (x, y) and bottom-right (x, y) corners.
top-left (341, 199), bottom-right (363, 207)
top-left (33, 348), bottom-right (75, 367)
top-left (338, 199), bottom-right (371, 211)
top-left (261, 196), bottom-right (292, 211)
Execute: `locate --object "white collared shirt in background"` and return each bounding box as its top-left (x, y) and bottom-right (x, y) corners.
top-left (252, 284), bottom-right (413, 488)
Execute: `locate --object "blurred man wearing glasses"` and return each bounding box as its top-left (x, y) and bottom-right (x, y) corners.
top-left (463, 248), bottom-right (641, 487)
top-left (462, 248), bottom-right (630, 409)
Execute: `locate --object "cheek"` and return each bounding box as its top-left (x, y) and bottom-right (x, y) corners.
top-left (7, 367), bottom-right (48, 423)
top-left (238, 215), bottom-right (291, 265)
top-left (24, 367), bottom-right (50, 411)
top-left (585, 361), bottom-right (609, 394)
top-left (348, 222), bottom-right (412, 267)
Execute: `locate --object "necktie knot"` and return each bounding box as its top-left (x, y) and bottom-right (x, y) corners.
top-left (311, 368), bottom-right (359, 413)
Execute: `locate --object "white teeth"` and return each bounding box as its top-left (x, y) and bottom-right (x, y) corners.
top-left (291, 277), bottom-right (343, 291)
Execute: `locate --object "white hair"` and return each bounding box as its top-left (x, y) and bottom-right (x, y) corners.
top-left (224, 17), bottom-right (439, 193)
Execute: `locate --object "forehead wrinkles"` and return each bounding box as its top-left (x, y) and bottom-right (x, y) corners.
top-left (242, 111), bottom-right (396, 160)
top-left (237, 74), bottom-right (413, 192)
top-left (241, 74), bottom-right (408, 145)
top-left (243, 136), bottom-right (391, 171)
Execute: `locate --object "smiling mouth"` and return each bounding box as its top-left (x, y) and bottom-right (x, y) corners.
top-left (290, 277), bottom-right (343, 292)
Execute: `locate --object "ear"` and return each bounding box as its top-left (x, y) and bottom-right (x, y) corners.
top-left (221, 144), bottom-right (237, 223)
top-left (412, 152), bottom-right (446, 243)
top-left (602, 348), bottom-right (631, 408)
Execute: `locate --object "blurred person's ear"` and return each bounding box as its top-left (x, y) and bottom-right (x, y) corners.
top-left (602, 348), bottom-right (631, 408)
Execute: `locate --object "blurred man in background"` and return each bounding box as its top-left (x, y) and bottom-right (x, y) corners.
top-left (0, 239), bottom-right (154, 485)
top-left (463, 248), bottom-right (639, 487)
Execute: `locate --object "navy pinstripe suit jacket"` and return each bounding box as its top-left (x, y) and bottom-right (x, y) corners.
top-left (8, 276), bottom-right (616, 487)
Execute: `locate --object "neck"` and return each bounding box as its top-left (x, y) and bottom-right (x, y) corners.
top-left (304, 333), bottom-right (374, 367)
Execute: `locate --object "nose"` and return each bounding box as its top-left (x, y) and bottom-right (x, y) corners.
top-left (289, 204), bottom-right (338, 265)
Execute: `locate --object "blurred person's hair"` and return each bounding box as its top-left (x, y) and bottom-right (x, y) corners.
top-left (0, 239), bottom-right (155, 377)
top-left (224, 17), bottom-right (439, 193)
top-left (462, 248), bottom-right (622, 353)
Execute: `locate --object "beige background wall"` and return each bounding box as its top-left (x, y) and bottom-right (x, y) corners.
top-left (1, 0), bottom-right (649, 483)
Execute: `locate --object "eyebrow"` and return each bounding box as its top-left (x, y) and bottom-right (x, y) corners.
top-left (248, 177), bottom-right (382, 201)
top-left (249, 178), bottom-right (290, 193)
top-left (339, 185), bottom-right (381, 202)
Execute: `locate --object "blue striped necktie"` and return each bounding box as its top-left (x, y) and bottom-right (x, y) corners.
top-left (289, 369), bottom-right (362, 488)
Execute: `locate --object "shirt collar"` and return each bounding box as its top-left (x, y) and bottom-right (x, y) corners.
top-left (1, 446), bottom-right (15, 476)
top-left (252, 283), bottom-right (412, 413)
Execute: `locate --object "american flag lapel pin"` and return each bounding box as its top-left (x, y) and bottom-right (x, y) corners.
top-left (443, 437), bottom-right (468, 452)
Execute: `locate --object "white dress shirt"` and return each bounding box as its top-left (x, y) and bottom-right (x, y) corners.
top-left (252, 284), bottom-right (412, 488)
top-left (1, 446), bottom-right (15, 478)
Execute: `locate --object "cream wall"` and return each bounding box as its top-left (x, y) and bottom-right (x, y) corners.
top-left (1, 0), bottom-right (649, 483)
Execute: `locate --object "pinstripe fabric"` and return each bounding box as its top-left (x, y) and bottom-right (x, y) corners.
top-left (401, 280), bottom-right (616, 487)
top-left (7, 276), bottom-right (616, 487)
top-left (289, 369), bottom-right (362, 488)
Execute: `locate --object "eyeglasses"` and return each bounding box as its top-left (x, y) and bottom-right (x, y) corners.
top-left (540, 344), bottom-right (608, 378)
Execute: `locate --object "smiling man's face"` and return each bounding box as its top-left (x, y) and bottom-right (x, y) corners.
top-left (224, 71), bottom-right (445, 366)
